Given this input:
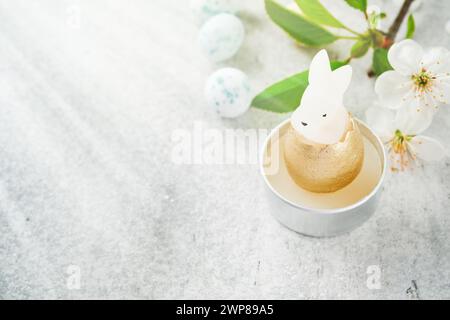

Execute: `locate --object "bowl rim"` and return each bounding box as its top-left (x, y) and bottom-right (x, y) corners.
top-left (259, 117), bottom-right (387, 215)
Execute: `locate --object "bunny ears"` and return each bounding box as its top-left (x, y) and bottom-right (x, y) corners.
top-left (291, 50), bottom-right (353, 145)
top-left (308, 50), bottom-right (352, 99)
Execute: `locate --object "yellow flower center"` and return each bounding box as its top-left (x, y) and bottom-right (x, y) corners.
top-left (389, 130), bottom-right (414, 171)
top-left (411, 68), bottom-right (435, 94)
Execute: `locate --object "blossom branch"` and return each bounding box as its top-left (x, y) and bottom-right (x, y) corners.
top-left (387, 0), bottom-right (415, 41)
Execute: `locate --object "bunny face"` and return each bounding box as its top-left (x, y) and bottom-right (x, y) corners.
top-left (291, 50), bottom-right (352, 144)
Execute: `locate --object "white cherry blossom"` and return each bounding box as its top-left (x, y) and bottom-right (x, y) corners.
top-left (375, 40), bottom-right (450, 117)
top-left (365, 106), bottom-right (447, 171)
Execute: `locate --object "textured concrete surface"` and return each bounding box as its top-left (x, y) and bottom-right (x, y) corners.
top-left (0, 0), bottom-right (449, 299)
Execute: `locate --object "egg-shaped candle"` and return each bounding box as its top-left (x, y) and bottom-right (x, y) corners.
top-left (204, 67), bottom-right (251, 118)
top-left (198, 13), bottom-right (244, 62)
top-left (283, 50), bottom-right (364, 193)
top-left (190, 0), bottom-right (238, 26)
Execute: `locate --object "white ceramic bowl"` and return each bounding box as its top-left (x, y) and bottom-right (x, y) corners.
top-left (260, 118), bottom-right (387, 237)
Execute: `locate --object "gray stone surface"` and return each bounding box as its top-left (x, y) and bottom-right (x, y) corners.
top-left (0, 0), bottom-right (449, 299)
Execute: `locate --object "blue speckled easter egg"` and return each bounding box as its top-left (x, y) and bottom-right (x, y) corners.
top-left (190, 0), bottom-right (237, 25)
top-left (198, 13), bottom-right (244, 63)
top-left (204, 68), bottom-right (251, 118)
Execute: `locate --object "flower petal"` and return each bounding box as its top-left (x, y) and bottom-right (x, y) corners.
top-left (365, 107), bottom-right (395, 142)
top-left (375, 71), bottom-right (412, 109)
top-left (395, 105), bottom-right (435, 135)
top-left (421, 46), bottom-right (450, 74)
top-left (423, 90), bottom-right (444, 110)
top-left (408, 135), bottom-right (448, 162)
top-left (388, 39), bottom-right (424, 75)
top-left (433, 77), bottom-right (450, 105)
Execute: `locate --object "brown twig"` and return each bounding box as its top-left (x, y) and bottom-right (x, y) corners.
top-left (387, 0), bottom-right (415, 41)
top-left (367, 0), bottom-right (415, 77)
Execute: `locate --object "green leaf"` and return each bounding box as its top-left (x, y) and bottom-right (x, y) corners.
top-left (294, 0), bottom-right (344, 28)
top-left (351, 39), bottom-right (371, 58)
top-left (406, 14), bottom-right (415, 39)
top-left (265, 0), bottom-right (338, 46)
top-left (344, 0), bottom-right (367, 12)
top-left (252, 61), bottom-right (346, 113)
top-left (372, 48), bottom-right (393, 76)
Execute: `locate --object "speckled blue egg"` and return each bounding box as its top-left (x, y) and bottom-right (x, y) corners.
top-left (198, 13), bottom-right (244, 63)
top-left (190, 0), bottom-right (237, 25)
top-left (204, 68), bottom-right (251, 118)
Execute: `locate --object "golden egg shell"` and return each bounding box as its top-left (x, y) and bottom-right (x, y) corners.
top-left (283, 116), bottom-right (364, 193)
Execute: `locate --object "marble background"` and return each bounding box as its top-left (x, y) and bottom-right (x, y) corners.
top-left (0, 0), bottom-right (449, 299)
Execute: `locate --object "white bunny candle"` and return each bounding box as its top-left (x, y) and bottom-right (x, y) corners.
top-left (283, 50), bottom-right (364, 193)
